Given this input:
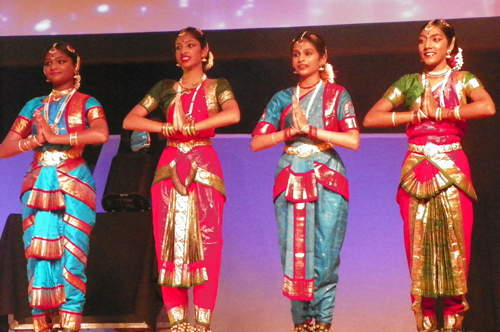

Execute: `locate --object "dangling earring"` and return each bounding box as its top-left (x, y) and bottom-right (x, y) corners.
top-left (73, 72), bottom-right (81, 90)
top-left (202, 57), bottom-right (207, 62)
top-left (176, 63), bottom-right (181, 67)
top-left (319, 66), bottom-right (325, 71)
top-left (446, 50), bottom-right (452, 59)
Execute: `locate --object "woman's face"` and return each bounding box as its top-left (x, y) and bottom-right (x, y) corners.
top-left (175, 32), bottom-right (207, 71)
top-left (292, 39), bottom-right (326, 79)
top-left (43, 49), bottom-right (76, 89)
top-left (418, 25), bottom-right (451, 70)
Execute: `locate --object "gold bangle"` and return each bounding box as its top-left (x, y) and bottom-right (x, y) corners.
top-left (326, 131), bottom-right (331, 143)
top-left (32, 135), bottom-right (43, 146)
top-left (69, 133), bottom-right (76, 146)
top-left (74, 132), bottom-right (79, 145)
top-left (454, 106), bottom-right (461, 120)
top-left (271, 132), bottom-right (277, 145)
top-left (392, 112), bottom-right (397, 126)
top-left (436, 107), bottom-right (442, 122)
top-left (18, 139), bottom-right (27, 152)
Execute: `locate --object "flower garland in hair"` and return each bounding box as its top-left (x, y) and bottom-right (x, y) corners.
top-left (450, 47), bottom-right (463, 71)
top-left (205, 50), bottom-right (214, 71)
top-left (323, 63), bottom-right (335, 83)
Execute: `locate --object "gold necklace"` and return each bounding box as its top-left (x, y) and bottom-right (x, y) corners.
top-left (51, 88), bottom-right (74, 101)
top-left (179, 75), bottom-right (206, 90)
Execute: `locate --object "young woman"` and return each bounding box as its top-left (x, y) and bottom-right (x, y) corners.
top-left (123, 27), bottom-right (240, 332)
top-left (0, 42), bottom-right (109, 332)
top-left (364, 20), bottom-right (495, 332)
top-left (251, 31), bottom-right (360, 332)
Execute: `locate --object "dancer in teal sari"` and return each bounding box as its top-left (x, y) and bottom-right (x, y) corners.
top-left (251, 31), bottom-right (360, 332)
top-left (0, 43), bottom-right (109, 332)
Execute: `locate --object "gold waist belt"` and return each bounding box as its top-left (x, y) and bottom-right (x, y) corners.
top-left (167, 138), bottom-right (212, 153)
top-left (35, 149), bottom-right (83, 167)
top-left (284, 142), bottom-right (334, 159)
top-left (408, 142), bottom-right (462, 158)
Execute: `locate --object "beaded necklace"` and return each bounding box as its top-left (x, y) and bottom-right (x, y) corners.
top-left (177, 74), bottom-right (206, 117)
top-left (43, 89), bottom-right (76, 135)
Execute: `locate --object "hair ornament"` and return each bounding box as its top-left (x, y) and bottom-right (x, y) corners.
top-left (450, 47), bottom-right (463, 71)
top-left (49, 43), bottom-right (58, 53)
top-left (67, 45), bottom-right (76, 53)
top-left (323, 63), bottom-right (335, 83)
top-left (204, 51), bottom-right (214, 71)
top-left (424, 20), bottom-right (434, 31)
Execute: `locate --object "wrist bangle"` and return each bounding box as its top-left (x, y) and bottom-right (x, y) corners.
top-left (32, 135), bottom-right (43, 146)
top-left (436, 107), bottom-right (442, 122)
top-left (307, 126), bottom-right (318, 140)
top-left (454, 106), bottom-right (461, 120)
top-left (299, 124), bottom-right (310, 133)
top-left (284, 128), bottom-right (293, 141)
top-left (326, 131), bottom-right (332, 144)
top-left (271, 132), bottom-right (277, 145)
top-left (392, 112), bottom-right (397, 126)
top-left (18, 139), bottom-right (27, 152)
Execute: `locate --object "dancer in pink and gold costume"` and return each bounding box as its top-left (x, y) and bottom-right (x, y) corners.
top-left (123, 27), bottom-right (240, 332)
top-left (364, 19), bottom-right (496, 332)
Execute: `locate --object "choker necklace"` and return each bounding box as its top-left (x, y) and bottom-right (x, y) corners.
top-left (298, 80), bottom-right (321, 89)
top-left (179, 75), bottom-right (206, 90)
top-left (51, 88), bottom-right (74, 101)
top-left (424, 66), bottom-right (451, 78)
top-left (295, 81), bottom-right (322, 118)
top-left (44, 89), bottom-right (76, 135)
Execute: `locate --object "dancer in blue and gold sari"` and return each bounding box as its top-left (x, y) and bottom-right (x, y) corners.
top-left (0, 42), bottom-right (109, 332)
top-left (251, 32), bottom-right (360, 332)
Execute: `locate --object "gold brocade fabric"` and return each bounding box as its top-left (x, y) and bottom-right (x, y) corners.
top-left (30, 285), bottom-right (66, 308)
top-left (140, 95), bottom-right (158, 113)
top-left (402, 152), bottom-right (470, 297)
top-left (282, 276), bottom-right (314, 299)
top-left (86, 107), bottom-right (106, 123)
top-left (205, 79), bottom-right (219, 117)
top-left (11, 116), bottom-right (31, 137)
top-left (152, 160), bottom-right (226, 197)
top-left (26, 237), bottom-right (64, 260)
top-left (60, 310), bottom-right (82, 331)
top-left (63, 266), bottom-right (87, 293)
top-left (159, 189), bottom-right (208, 288)
top-left (194, 306), bottom-right (212, 326)
top-left (167, 304), bottom-right (188, 324)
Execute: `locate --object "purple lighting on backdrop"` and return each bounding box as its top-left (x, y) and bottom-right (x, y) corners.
top-left (0, 134), bottom-right (415, 330)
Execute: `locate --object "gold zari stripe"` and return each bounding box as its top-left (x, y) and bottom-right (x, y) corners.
top-left (60, 310), bottom-right (82, 331)
top-left (30, 285), bottom-right (65, 308)
top-left (167, 304), bottom-right (188, 324)
top-left (87, 107), bottom-right (106, 122)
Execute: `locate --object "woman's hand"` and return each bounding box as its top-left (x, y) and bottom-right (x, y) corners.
top-left (33, 110), bottom-right (52, 143)
top-left (173, 101), bottom-right (188, 133)
top-left (421, 79), bottom-right (439, 119)
top-left (291, 95), bottom-right (308, 134)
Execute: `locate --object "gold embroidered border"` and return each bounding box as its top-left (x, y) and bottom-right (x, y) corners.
top-left (63, 266), bottom-right (87, 293)
top-left (11, 116), bottom-right (31, 137)
top-left (167, 304), bottom-right (188, 324)
top-left (58, 172), bottom-right (96, 210)
top-left (27, 237), bottom-right (64, 259)
top-left (293, 203), bottom-right (307, 279)
top-left (59, 310), bottom-right (82, 331)
top-left (30, 285), bottom-right (65, 308)
top-left (282, 276), bottom-right (314, 299)
top-left (194, 305), bottom-right (212, 326)
top-left (400, 152), bottom-right (477, 201)
top-left (153, 162), bottom-right (225, 197)
top-left (204, 79), bottom-right (219, 117)
top-left (217, 90), bottom-right (234, 106)
top-left (87, 107), bottom-right (106, 122)
top-left (64, 237), bottom-right (88, 267)
top-left (23, 215), bottom-right (35, 232)
top-left (32, 314), bottom-right (50, 332)
top-left (159, 190), bottom-right (207, 288)
top-left (63, 213), bottom-right (92, 236)
top-left (409, 186), bottom-right (468, 297)
top-left (139, 95), bottom-right (158, 113)
top-left (383, 86), bottom-right (404, 107)
top-left (27, 189), bottom-right (66, 210)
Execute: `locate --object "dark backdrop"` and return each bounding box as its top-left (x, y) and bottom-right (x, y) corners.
top-left (1, 17), bottom-right (499, 330)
